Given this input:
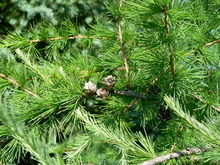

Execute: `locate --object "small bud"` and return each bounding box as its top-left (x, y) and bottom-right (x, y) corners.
top-left (96, 88), bottom-right (109, 98)
top-left (83, 81), bottom-right (97, 94)
top-left (103, 75), bottom-right (116, 88)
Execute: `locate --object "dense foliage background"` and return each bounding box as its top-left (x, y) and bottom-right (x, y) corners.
top-left (0, 0), bottom-right (220, 164)
top-left (0, 0), bottom-right (106, 35)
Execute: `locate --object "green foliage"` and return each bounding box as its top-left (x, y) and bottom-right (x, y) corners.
top-left (0, 0), bottom-right (220, 164)
top-left (0, 0), bottom-right (106, 35)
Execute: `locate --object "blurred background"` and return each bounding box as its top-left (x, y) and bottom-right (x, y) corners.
top-left (0, 0), bottom-right (107, 37)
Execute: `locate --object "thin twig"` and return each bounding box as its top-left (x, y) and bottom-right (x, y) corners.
top-left (163, 5), bottom-right (176, 81)
top-left (150, 120), bottom-right (161, 139)
top-left (140, 146), bottom-right (213, 165)
top-left (185, 39), bottom-right (220, 76)
top-left (0, 73), bottom-right (40, 98)
top-left (202, 39), bottom-right (220, 47)
top-left (118, 0), bottom-right (129, 80)
top-left (191, 93), bottom-right (220, 113)
top-left (29, 36), bottom-right (110, 43)
top-left (121, 98), bottom-right (138, 113)
top-left (186, 39), bottom-right (220, 55)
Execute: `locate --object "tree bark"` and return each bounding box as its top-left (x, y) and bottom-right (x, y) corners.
top-left (140, 146), bottom-right (212, 165)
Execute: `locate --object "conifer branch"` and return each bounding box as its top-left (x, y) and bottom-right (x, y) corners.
top-left (28, 36), bottom-right (220, 55)
top-left (121, 67), bottom-right (169, 113)
top-left (140, 145), bottom-right (213, 165)
top-left (113, 90), bottom-right (148, 100)
top-left (118, 0), bottom-right (129, 80)
top-left (0, 73), bottom-right (40, 98)
top-left (162, 5), bottom-right (176, 81)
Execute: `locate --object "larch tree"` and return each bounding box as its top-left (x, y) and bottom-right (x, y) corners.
top-left (0, 0), bottom-right (220, 164)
